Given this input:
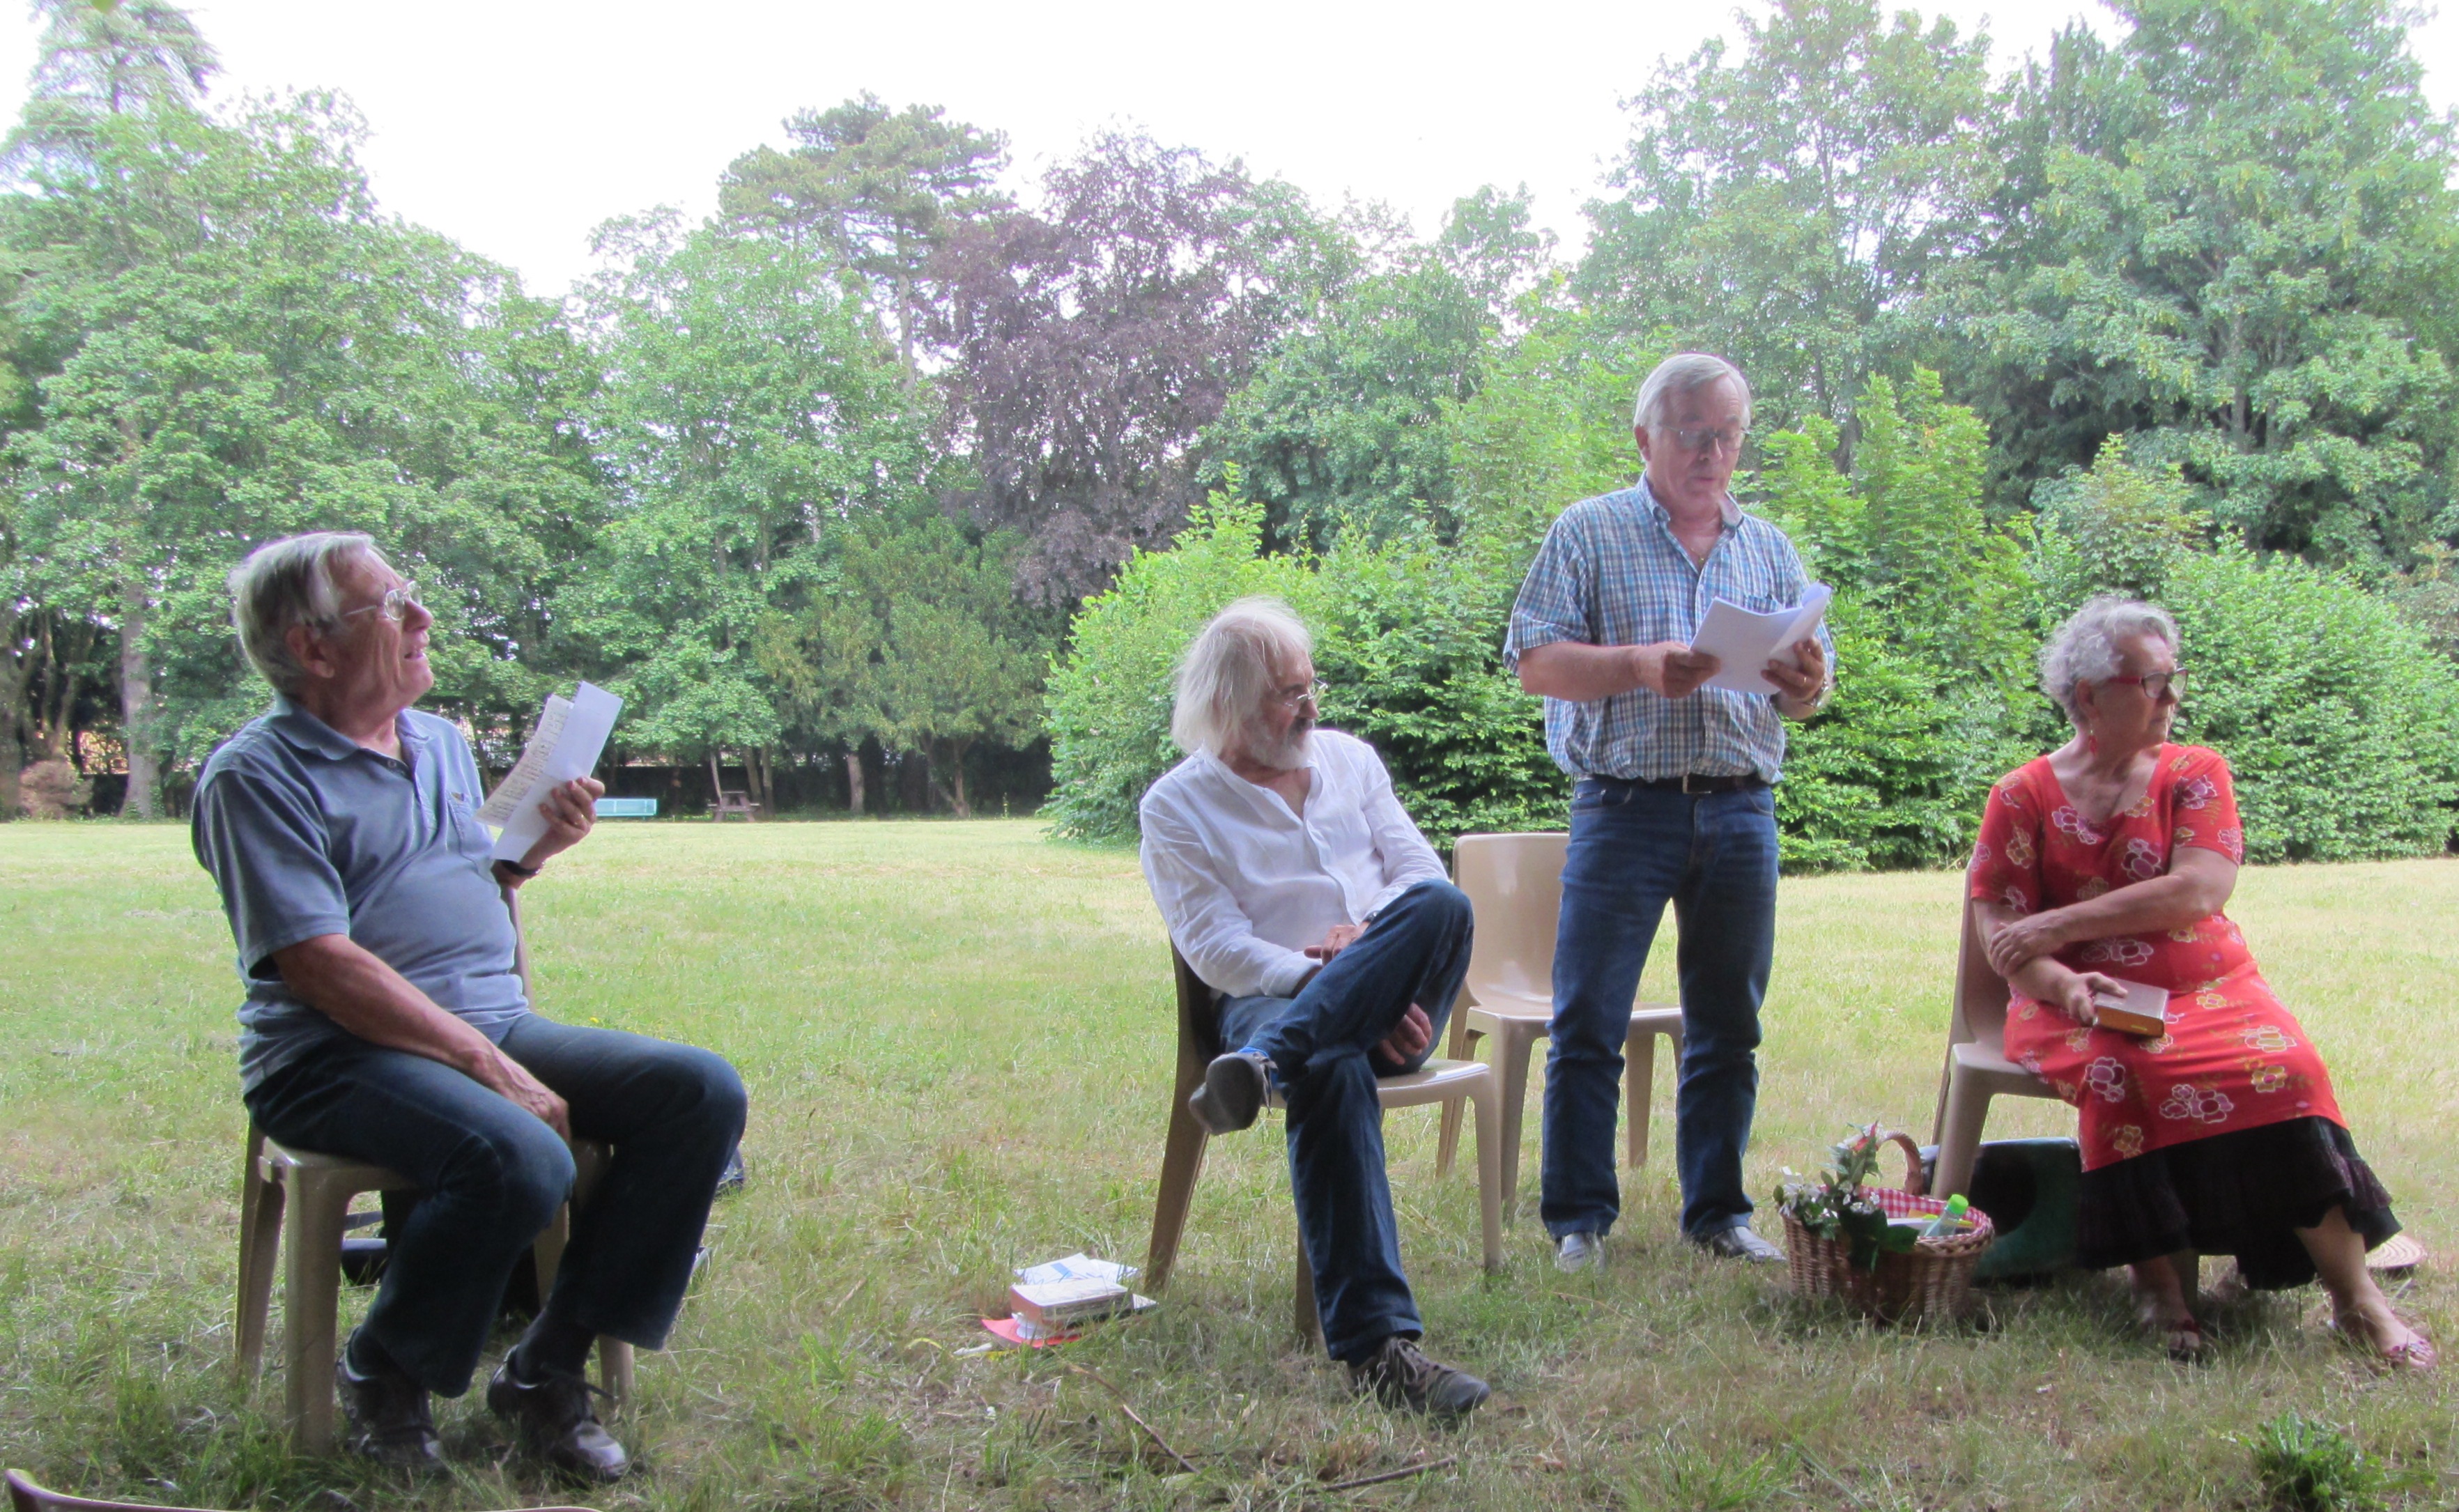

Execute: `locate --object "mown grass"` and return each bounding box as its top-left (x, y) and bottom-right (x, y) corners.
top-left (1, 820), bottom-right (2453, 1511)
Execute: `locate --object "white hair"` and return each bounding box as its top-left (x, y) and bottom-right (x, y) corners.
top-left (1634, 352), bottom-right (1752, 431)
top-left (1171, 597), bottom-right (1313, 758)
top-left (2039, 594), bottom-right (2178, 722)
top-left (229, 532), bottom-right (386, 695)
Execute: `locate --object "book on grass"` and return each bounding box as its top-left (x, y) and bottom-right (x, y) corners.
top-left (1006, 1278), bottom-right (1151, 1331)
top-left (2090, 977), bottom-right (2170, 1037)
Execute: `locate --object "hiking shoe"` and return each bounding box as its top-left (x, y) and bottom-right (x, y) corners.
top-left (1346, 1334), bottom-right (1491, 1419)
top-left (1555, 1231), bottom-right (1605, 1274)
top-left (486, 1359), bottom-right (631, 1483)
top-left (334, 1350), bottom-right (442, 1471)
top-left (1693, 1223), bottom-right (1784, 1264)
top-left (1187, 1049), bottom-right (1273, 1134)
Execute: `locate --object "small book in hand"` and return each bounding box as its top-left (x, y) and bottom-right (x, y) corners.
top-left (2090, 977), bottom-right (2170, 1037)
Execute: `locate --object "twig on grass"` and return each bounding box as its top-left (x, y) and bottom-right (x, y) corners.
top-left (1320, 1456), bottom-right (1458, 1492)
top-left (1067, 1364), bottom-right (1198, 1474)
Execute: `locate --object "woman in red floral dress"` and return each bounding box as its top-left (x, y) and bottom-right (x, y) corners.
top-left (1968, 596), bottom-right (2430, 1367)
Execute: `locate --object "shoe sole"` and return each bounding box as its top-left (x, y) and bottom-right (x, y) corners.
top-left (1188, 1055), bottom-right (1267, 1134)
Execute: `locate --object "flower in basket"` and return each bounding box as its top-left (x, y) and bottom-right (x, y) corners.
top-left (1773, 1123), bottom-right (1920, 1272)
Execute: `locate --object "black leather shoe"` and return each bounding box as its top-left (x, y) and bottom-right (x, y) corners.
top-left (1187, 1050), bottom-right (1272, 1135)
top-left (486, 1360), bottom-right (631, 1483)
top-left (1346, 1335), bottom-right (1491, 1419)
top-left (1693, 1223), bottom-right (1785, 1263)
top-left (333, 1352), bottom-right (442, 1471)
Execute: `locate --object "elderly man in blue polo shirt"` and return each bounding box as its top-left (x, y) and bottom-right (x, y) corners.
top-left (192, 532), bottom-right (746, 1480)
top-left (1505, 353), bottom-right (1834, 1272)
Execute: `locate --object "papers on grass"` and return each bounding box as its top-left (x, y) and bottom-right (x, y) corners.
top-left (2090, 977), bottom-right (2171, 1037)
top-left (978, 1253), bottom-right (1154, 1348)
top-left (477, 682), bottom-right (623, 863)
top-left (1690, 585), bottom-right (1833, 695)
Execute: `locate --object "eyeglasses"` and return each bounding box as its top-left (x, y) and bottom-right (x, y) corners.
top-left (1273, 679), bottom-right (1327, 709)
top-left (2103, 667), bottom-right (2186, 700)
top-left (1667, 424), bottom-right (1748, 454)
top-left (340, 579), bottom-right (423, 624)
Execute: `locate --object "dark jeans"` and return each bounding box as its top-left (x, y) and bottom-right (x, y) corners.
top-left (245, 1015), bottom-right (748, 1396)
top-left (1541, 779), bottom-right (1778, 1240)
top-left (1216, 879), bottom-right (1473, 1364)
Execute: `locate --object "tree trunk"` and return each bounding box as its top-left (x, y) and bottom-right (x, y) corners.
top-left (0, 603), bottom-right (24, 821)
top-left (746, 746), bottom-right (772, 818)
top-left (118, 583), bottom-right (159, 820)
top-left (844, 747), bottom-right (865, 814)
top-left (946, 739), bottom-right (973, 819)
top-left (706, 748), bottom-right (724, 817)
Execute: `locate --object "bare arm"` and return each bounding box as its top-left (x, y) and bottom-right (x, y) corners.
top-left (270, 934), bottom-right (569, 1137)
top-left (1972, 898), bottom-right (2123, 1024)
top-left (1517, 640), bottom-right (1720, 702)
top-left (1984, 848), bottom-right (2237, 979)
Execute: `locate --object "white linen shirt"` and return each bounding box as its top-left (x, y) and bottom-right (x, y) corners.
top-left (1139, 729), bottom-right (1447, 1000)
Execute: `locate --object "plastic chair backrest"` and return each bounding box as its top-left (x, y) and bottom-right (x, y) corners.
top-left (1951, 895), bottom-right (2014, 1052)
top-left (1169, 946), bottom-right (1224, 1063)
top-left (1451, 833), bottom-right (1568, 1006)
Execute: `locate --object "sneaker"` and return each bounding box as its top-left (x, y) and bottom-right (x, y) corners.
top-left (486, 1359), bottom-right (631, 1483)
top-left (1693, 1223), bottom-right (1784, 1264)
top-left (333, 1348), bottom-right (442, 1471)
top-left (1187, 1049), bottom-right (1272, 1135)
top-left (1346, 1334), bottom-right (1491, 1419)
top-left (1555, 1231), bottom-right (1606, 1274)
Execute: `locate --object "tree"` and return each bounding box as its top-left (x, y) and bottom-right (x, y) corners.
top-left (4, 0), bottom-right (216, 171)
top-left (1971, 0), bottom-right (2459, 566)
top-left (571, 215), bottom-right (932, 812)
top-left (718, 93), bottom-right (1008, 380)
top-left (929, 132), bottom-right (1302, 603)
top-left (1578, 0), bottom-right (1997, 447)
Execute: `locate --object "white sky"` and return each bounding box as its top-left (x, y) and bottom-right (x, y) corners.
top-left (1, 0), bottom-right (2454, 299)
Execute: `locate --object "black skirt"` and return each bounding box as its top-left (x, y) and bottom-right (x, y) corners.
top-left (2076, 1116), bottom-right (2400, 1288)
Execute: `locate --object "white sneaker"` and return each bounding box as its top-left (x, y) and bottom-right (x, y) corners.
top-left (1555, 1231), bottom-right (1605, 1274)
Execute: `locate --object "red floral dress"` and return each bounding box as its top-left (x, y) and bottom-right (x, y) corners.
top-left (1966, 744), bottom-right (2343, 1173)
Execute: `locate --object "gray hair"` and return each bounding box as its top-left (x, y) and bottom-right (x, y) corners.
top-left (229, 532), bottom-right (386, 695)
top-left (2039, 594), bottom-right (2179, 720)
top-left (1171, 596), bottom-right (1313, 758)
top-left (1635, 352), bottom-right (1752, 431)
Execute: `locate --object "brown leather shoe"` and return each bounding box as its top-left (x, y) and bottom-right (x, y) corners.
top-left (333, 1352), bottom-right (443, 1471)
top-left (1346, 1334), bottom-right (1490, 1419)
top-left (486, 1360), bottom-right (631, 1483)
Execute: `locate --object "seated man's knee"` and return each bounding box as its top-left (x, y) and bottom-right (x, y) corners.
top-left (445, 1118), bottom-right (574, 1236)
top-left (648, 1042), bottom-right (749, 1141)
top-left (1392, 879), bottom-right (1472, 939)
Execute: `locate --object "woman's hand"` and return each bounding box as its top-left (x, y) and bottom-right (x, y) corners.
top-left (1986, 908), bottom-right (2071, 978)
top-left (2014, 962), bottom-right (2122, 1026)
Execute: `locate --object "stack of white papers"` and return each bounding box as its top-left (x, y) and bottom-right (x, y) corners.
top-left (476, 683), bottom-right (624, 862)
top-left (1689, 585), bottom-right (1833, 695)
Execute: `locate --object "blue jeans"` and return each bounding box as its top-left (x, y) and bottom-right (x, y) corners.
top-left (1541, 779), bottom-right (1779, 1240)
top-left (244, 1015), bottom-right (748, 1395)
top-left (1216, 880), bottom-right (1473, 1364)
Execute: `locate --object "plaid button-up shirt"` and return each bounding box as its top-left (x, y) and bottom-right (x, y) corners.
top-left (1503, 477), bottom-right (1832, 784)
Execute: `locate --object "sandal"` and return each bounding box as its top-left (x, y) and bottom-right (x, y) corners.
top-left (2161, 1317), bottom-right (2210, 1363)
top-left (2328, 1314), bottom-right (2438, 1371)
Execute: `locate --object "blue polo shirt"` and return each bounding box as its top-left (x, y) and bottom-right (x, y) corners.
top-left (192, 697), bottom-right (530, 1090)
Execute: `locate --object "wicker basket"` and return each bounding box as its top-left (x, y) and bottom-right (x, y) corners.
top-left (1780, 1129), bottom-right (1996, 1325)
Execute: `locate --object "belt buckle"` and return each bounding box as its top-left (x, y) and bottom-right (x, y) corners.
top-left (1680, 773), bottom-right (1709, 796)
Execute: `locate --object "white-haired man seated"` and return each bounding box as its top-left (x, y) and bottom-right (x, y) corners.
top-left (1138, 597), bottom-right (1489, 1418)
top-left (192, 533), bottom-right (746, 1479)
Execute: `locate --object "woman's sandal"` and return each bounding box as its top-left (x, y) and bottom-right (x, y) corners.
top-left (2161, 1317), bottom-right (2211, 1363)
top-left (2327, 1314), bottom-right (2439, 1371)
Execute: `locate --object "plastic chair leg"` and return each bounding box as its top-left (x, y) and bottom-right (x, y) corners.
top-left (1625, 1026), bottom-right (1681, 1171)
top-left (283, 1168), bottom-right (353, 1453)
top-left (1144, 1097), bottom-right (1210, 1294)
top-left (1493, 1022), bottom-right (1540, 1217)
top-left (1293, 1249), bottom-right (1323, 1350)
top-left (235, 1132), bottom-right (283, 1382)
top-left (599, 1339), bottom-right (635, 1414)
top-left (1470, 1076), bottom-right (1504, 1272)
top-left (1932, 1072), bottom-right (1993, 1200)
top-left (1435, 1026), bottom-right (1485, 1178)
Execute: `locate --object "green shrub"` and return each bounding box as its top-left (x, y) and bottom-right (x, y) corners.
top-left (2244, 1411), bottom-right (2381, 1512)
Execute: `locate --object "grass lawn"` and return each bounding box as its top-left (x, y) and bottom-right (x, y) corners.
top-left (1, 819), bottom-right (2454, 1511)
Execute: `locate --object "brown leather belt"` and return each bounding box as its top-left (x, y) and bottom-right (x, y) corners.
top-left (1596, 773), bottom-right (1765, 796)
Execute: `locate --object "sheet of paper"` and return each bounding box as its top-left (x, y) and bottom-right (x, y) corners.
top-left (479, 681), bottom-right (623, 863)
top-left (1690, 584), bottom-right (1833, 695)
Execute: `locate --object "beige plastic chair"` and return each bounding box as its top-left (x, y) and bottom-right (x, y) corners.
top-left (1435, 833), bottom-right (1686, 1214)
top-left (232, 887), bottom-right (634, 1453)
top-left (1144, 947), bottom-right (1503, 1348)
top-left (1927, 896), bottom-right (2063, 1200)
top-left (7, 1467), bottom-right (599, 1512)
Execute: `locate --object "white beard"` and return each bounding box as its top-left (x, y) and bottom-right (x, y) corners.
top-left (1246, 716), bottom-right (1315, 771)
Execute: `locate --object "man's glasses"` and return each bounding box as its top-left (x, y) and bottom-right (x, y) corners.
top-left (340, 580), bottom-right (423, 624)
top-left (2104, 667), bottom-right (2186, 700)
top-left (1273, 679), bottom-right (1327, 709)
top-left (1668, 424), bottom-right (1747, 454)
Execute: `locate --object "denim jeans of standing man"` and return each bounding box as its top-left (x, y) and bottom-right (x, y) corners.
top-left (1541, 779), bottom-right (1778, 1242)
top-left (243, 1015), bottom-right (748, 1394)
top-left (1215, 879), bottom-right (1473, 1364)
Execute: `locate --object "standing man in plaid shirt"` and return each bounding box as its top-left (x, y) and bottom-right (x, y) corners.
top-left (1504, 353), bottom-right (1835, 1271)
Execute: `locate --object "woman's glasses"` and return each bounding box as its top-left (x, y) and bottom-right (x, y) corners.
top-left (2103, 667), bottom-right (2185, 700)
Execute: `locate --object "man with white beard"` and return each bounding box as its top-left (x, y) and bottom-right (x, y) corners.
top-left (1137, 597), bottom-right (1489, 1418)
